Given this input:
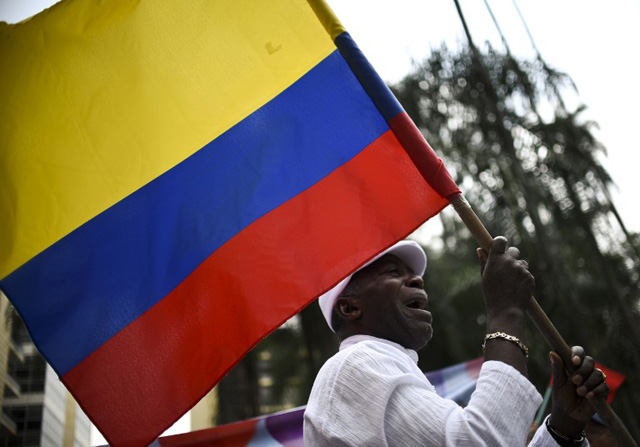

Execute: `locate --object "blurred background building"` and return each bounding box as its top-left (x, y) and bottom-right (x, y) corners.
top-left (0, 293), bottom-right (91, 447)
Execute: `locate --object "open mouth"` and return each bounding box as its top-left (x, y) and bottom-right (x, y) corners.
top-left (404, 297), bottom-right (428, 311)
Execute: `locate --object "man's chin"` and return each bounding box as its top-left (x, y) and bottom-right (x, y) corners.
top-left (415, 338), bottom-right (431, 352)
top-left (407, 326), bottom-right (432, 351)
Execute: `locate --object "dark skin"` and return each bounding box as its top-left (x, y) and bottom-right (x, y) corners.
top-left (335, 254), bottom-right (431, 351)
top-left (549, 348), bottom-right (610, 438)
top-left (335, 236), bottom-right (609, 439)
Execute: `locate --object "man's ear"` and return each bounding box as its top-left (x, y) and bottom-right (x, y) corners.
top-left (336, 297), bottom-right (361, 321)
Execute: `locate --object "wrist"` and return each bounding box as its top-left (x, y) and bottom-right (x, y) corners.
top-left (548, 414), bottom-right (587, 443)
top-left (486, 305), bottom-right (525, 321)
top-left (485, 312), bottom-right (525, 336)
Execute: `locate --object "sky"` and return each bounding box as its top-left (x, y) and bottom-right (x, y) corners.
top-left (326, 0), bottom-right (640, 236)
top-left (1, 0), bottom-right (639, 443)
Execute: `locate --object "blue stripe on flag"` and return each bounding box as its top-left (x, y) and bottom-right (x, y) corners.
top-left (334, 32), bottom-right (404, 121)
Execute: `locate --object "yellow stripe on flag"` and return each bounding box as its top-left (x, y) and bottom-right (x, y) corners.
top-left (0, 0), bottom-right (334, 278)
top-left (307, 0), bottom-right (347, 40)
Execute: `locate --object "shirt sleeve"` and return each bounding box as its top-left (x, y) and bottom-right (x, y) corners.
top-left (315, 345), bottom-right (543, 446)
top-left (528, 416), bottom-right (590, 447)
top-left (385, 361), bottom-right (543, 446)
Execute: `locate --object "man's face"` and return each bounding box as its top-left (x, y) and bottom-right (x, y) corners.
top-left (344, 253), bottom-right (432, 351)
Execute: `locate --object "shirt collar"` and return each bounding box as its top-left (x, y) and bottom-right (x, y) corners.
top-left (339, 334), bottom-right (419, 364)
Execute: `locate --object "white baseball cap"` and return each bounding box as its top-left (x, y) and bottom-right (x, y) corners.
top-left (318, 240), bottom-right (427, 332)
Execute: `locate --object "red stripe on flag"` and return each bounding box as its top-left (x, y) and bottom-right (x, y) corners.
top-left (62, 129), bottom-right (448, 447)
top-left (388, 111), bottom-right (460, 199)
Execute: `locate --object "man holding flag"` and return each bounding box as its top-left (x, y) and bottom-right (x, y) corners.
top-left (2, 0), bottom-right (622, 444)
top-left (305, 237), bottom-right (609, 446)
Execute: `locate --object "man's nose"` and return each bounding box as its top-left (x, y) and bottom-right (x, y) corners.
top-left (406, 274), bottom-right (424, 289)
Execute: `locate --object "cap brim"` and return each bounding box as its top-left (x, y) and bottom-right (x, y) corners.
top-left (317, 240), bottom-right (426, 332)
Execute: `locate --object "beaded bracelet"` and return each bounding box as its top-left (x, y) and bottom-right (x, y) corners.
top-left (482, 332), bottom-right (529, 358)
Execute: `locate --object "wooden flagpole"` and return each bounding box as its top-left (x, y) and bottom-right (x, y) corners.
top-left (450, 194), bottom-right (638, 447)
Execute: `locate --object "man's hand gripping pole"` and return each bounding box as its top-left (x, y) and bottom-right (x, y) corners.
top-left (449, 193), bottom-right (637, 447)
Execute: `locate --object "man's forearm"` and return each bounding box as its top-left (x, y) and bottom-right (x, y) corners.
top-left (484, 309), bottom-right (528, 377)
top-left (478, 237), bottom-right (533, 378)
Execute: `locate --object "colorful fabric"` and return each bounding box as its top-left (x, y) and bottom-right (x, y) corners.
top-left (0, 1), bottom-right (459, 445)
top-left (426, 356), bottom-right (483, 405)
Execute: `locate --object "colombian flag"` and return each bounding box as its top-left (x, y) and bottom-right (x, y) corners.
top-left (0, 0), bottom-right (459, 445)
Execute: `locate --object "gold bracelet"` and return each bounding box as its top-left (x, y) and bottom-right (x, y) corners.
top-left (482, 332), bottom-right (529, 358)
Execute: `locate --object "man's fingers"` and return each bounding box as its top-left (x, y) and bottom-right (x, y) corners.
top-left (566, 345), bottom-right (611, 400)
top-left (489, 236), bottom-right (508, 256)
top-left (549, 351), bottom-right (568, 388)
top-left (506, 246), bottom-right (521, 259)
top-left (586, 381), bottom-right (610, 400)
top-left (571, 346), bottom-right (586, 368)
top-left (578, 367), bottom-right (608, 397)
top-left (572, 353), bottom-right (595, 386)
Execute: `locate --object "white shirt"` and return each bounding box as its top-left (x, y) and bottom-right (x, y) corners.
top-left (304, 335), bottom-right (583, 446)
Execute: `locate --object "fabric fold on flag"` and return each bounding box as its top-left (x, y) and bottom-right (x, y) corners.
top-left (0, 1), bottom-right (460, 446)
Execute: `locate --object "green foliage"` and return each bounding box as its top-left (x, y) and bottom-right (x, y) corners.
top-left (393, 43), bottom-right (640, 437)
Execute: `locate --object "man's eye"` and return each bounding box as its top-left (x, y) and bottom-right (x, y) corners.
top-left (385, 268), bottom-right (400, 276)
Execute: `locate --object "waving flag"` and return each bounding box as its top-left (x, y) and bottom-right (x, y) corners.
top-left (0, 0), bottom-right (459, 445)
